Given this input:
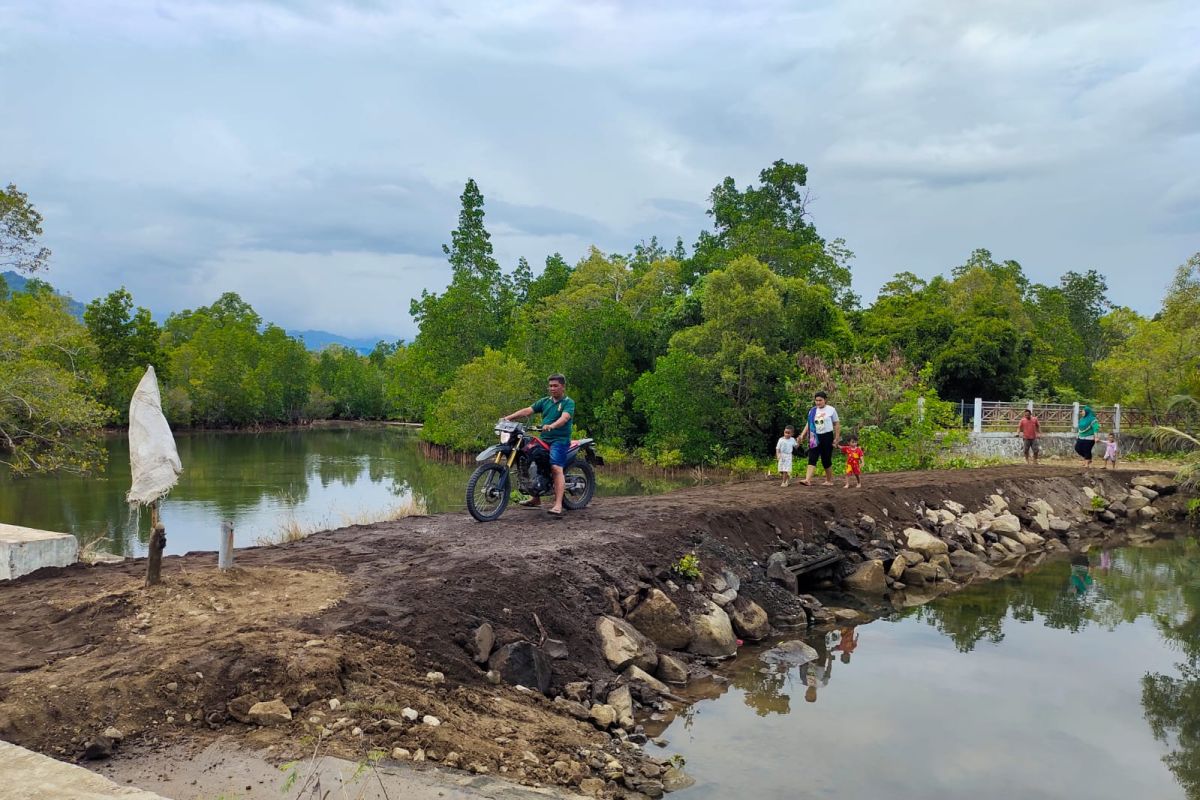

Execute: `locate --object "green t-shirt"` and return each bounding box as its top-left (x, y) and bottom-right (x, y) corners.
top-left (533, 395), bottom-right (575, 442)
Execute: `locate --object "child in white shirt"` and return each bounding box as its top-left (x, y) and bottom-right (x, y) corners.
top-left (776, 426), bottom-right (797, 487)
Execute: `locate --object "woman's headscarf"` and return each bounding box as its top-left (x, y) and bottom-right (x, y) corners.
top-left (1079, 405), bottom-right (1098, 436)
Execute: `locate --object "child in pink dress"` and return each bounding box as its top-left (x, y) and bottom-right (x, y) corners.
top-left (1103, 433), bottom-right (1118, 469)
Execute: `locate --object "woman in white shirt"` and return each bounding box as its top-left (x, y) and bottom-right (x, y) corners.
top-left (798, 391), bottom-right (840, 486)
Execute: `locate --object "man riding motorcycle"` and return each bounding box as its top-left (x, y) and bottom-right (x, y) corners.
top-left (502, 373), bottom-right (574, 517)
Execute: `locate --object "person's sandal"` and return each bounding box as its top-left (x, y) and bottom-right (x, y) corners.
top-left (546, 508), bottom-right (564, 517)
top-left (519, 498), bottom-right (542, 508)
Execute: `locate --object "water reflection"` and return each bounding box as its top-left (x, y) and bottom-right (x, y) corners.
top-left (0, 426), bottom-right (694, 557)
top-left (665, 534), bottom-right (1199, 800)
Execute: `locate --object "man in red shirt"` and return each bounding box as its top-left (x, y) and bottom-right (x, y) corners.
top-left (1016, 409), bottom-right (1041, 464)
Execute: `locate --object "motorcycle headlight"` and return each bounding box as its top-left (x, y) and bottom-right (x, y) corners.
top-left (498, 431), bottom-right (511, 444)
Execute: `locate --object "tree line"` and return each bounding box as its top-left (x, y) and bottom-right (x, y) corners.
top-left (2, 167), bottom-right (1197, 475)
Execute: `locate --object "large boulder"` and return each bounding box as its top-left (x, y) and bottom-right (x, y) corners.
top-left (902, 562), bottom-right (940, 585)
top-left (957, 513), bottom-right (980, 533)
top-left (948, 549), bottom-right (984, 579)
top-left (596, 615), bottom-right (658, 672)
top-left (656, 653), bottom-right (690, 685)
top-left (843, 560), bottom-right (887, 594)
top-left (990, 514), bottom-right (1021, 535)
top-left (727, 596), bottom-right (771, 641)
top-left (1132, 474), bottom-right (1176, 493)
top-left (1125, 495), bottom-right (1149, 512)
top-left (1013, 529), bottom-right (1045, 548)
top-left (247, 699), bottom-right (292, 726)
top-left (903, 528), bottom-right (948, 559)
top-left (589, 704), bottom-right (617, 729)
top-left (627, 589), bottom-right (693, 650)
top-left (624, 665), bottom-right (672, 697)
top-left (760, 640), bottom-right (818, 667)
top-left (488, 641), bottom-right (552, 694)
top-left (888, 554), bottom-right (908, 580)
top-left (607, 685), bottom-right (634, 729)
top-left (1027, 499), bottom-right (1054, 517)
top-left (766, 552), bottom-right (798, 593)
top-left (943, 500), bottom-right (966, 515)
top-left (472, 622), bottom-right (495, 665)
top-left (688, 602), bottom-right (738, 658)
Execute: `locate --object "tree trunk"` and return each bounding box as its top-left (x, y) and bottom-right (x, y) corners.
top-left (146, 503), bottom-right (166, 586)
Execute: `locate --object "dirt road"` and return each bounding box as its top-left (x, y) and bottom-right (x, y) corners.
top-left (0, 465), bottom-right (1162, 796)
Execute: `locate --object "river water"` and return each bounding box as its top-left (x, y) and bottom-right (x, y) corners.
top-left (0, 426), bottom-right (692, 557)
top-left (662, 532), bottom-right (1200, 800)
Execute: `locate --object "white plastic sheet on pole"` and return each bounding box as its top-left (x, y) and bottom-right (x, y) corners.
top-left (126, 366), bottom-right (182, 507)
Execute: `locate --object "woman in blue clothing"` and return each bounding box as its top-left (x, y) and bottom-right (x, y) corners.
top-left (1075, 405), bottom-right (1101, 469)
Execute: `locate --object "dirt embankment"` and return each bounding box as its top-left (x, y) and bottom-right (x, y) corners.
top-left (0, 466), bottom-right (1190, 798)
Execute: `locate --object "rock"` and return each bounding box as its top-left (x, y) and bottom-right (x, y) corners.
top-left (422, 715), bottom-right (441, 727)
top-left (766, 552), bottom-right (798, 593)
top-left (425, 671), bottom-right (445, 684)
top-left (688, 602), bottom-right (738, 658)
top-left (564, 681), bottom-right (590, 703)
top-left (728, 596), bottom-right (771, 641)
top-left (607, 685), bottom-right (635, 729)
top-left (552, 696), bottom-right (592, 721)
top-left (391, 747), bottom-right (411, 760)
top-left (624, 665), bottom-right (672, 697)
top-left (472, 622), bottom-right (495, 664)
top-left (936, 509), bottom-right (957, 526)
top-left (903, 528), bottom-right (948, 559)
top-left (102, 727), bottom-right (124, 741)
top-left (628, 589), bottom-right (693, 650)
top-left (401, 707), bottom-right (419, 721)
top-left (485, 670), bottom-right (501, 685)
top-left (958, 512), bottom-right (980, 533)
top-left (488, 641), bottom-right (553, 694)
top-left (1049, 517), bottom-right (1071, 532)
top-left (709, 574), bottom-right (728, 593)
top-left (988, 493), bottom-right (1009, 512)
top-left (1126, 495), bottom-right (1149, 512)
top-left (596, 615), bottom-right (659, 672)
top-left (722, 569), bottom-right (741, 592)
top-left (843, 559), bottom-right (887, 594)
top-left (1028, 499), bottom-right (1054, 517)
top-left (656, 653), bottom-right (689, 685)
top-left (1100, 509), bottom-right (1118, 524)
top-left (990, 514), bottom-right (1021, 535)
top-left (760, 640), bottom-right (818, 666)
top-left (328, 698), bottom-right (341, 711)
top-left (923, 509), bottom-right (940, 526)
top-left (82, 737), bottom-right (116, 760)
top-left (902, 562), bottom-right (940, 585)
top-left (888, 554), bottom-right (908, 580)
top-left (1134, 486), bottom-right (1160, 501)
top-left (1132, 474), bottom-right (1176, 493)
top-left (1139, 505), bottom-right (1161, 520)
top-left (1031, 513), bottom-right (1051, 534)
top-left (1108, 501), bottom-right (1128, 517)
top-left (662, 766), bottom-right (696, 792)
top-left (948, 550), bottom-right (983, 578)
top-left (943, 500), bottom-right (966, 515)
top-left (1014, 529), bottom-right (1045, 548)
top-left (580, 777), bottom-right (608, 797)
top-left (226, 694), bottom-right (260, 724)
top-left (413, 748), bottom-right (426, 762)
top-left (930, 553), bottom-right (952, 574)
top-left (543, 638), bottom-right (569, 660)
top-left (589, 703), bottom-right (618, 728)
top-left (858, 514), bottom-right (877, 531)
top-left (711, 588), bottom-right (738, 607)
top-left (899, 548), bottom-right (924, 564)
top-left (828, 525), bottom-right (862, 552)
top-left (247, 699), bottom-right (292, 726)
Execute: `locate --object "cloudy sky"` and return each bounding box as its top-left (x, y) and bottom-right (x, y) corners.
top-left (2, 0), bottom-right (1197, 340)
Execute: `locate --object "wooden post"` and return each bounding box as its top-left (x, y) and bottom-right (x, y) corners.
top-left (219, 520), bottom-right (234, 570)
top-left (146, 501), bottom-right (166, 587)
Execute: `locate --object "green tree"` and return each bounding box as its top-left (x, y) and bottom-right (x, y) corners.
top-left (421, 349), bottom-right (538, 452)
top-left (84, 287), bottom-right (166, 423)
top-left (0, 283), bottom-right (109, 474)
top-left (313, 345), bottom-right (386, 420)
top-left (689, 160), bottom-right (856, 306)
top-left (1, 184), bottom-right (50, 274)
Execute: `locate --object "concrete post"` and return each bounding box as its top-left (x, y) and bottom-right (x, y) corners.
top-left (1026, 399), bottom-right (1034, 412)
top-left (917, 396), bottom-right (926, 423)
top-left (1072, 401), bottom-right (1080, 433)
top-left (1114, 404), bottom-right (1121, 434)
top-left (973, 398), bottom-right (982, 433)
top-left (219, 521), bottom-right (234, 570)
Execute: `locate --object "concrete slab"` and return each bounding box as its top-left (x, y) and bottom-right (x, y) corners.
top-left (0, 740), bottom-right (169, 799)
top-left (0, 523), bottom-right (79, 581)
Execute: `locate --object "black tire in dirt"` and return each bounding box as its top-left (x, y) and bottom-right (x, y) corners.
top-left (467, 463), bottom-right (510, 522)
top-left (562, 459), bottom-right (596, 511)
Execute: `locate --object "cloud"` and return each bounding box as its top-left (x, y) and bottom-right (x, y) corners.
top-left (1, 0), bottom-right (1196, 335)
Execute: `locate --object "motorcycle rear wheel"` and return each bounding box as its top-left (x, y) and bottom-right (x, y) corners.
top-left (467, 463), bottom-right (510, 522)
top-left (562, 459), bottom-right (596, 510)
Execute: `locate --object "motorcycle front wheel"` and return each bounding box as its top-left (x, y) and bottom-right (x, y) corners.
top-left (467, 463), bottom-right (510, 522)
top-left (562, 459), bottom-right (596, 510)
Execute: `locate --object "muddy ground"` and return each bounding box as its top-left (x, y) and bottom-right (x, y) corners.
top-left (0, 465), bottom-right (1186, 797)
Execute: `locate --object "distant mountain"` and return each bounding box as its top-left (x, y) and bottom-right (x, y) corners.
top-left (1, 270), bottom-right (86, 319)
top-left (288, 329), bottom-right (392, 355)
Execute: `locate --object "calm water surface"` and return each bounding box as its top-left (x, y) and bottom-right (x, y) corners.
top-left (0, 426), bottom-right (692, 556)
top-left (664, 534), bottom-right (1200, 800)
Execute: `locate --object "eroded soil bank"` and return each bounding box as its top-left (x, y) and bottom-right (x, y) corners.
top-left (0, 466), bottom-right (1191, 799)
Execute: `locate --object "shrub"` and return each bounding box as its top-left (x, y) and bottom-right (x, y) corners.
top-left (671, 552), bottom-right (702, 580)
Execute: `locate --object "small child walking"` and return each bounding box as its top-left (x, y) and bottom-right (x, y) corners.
top-left (839, 436), bottom-right (865, 488)
top-left (776, 426), bottom-right (797, 487)
top-left (1103, 433), bottom-right (1118, 469)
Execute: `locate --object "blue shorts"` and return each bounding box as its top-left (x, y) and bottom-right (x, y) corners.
top-left (549, 441), bottom-right (570, 468)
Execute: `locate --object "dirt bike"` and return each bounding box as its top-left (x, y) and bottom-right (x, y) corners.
top-left (465, 420), bottom-right (603, 522)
